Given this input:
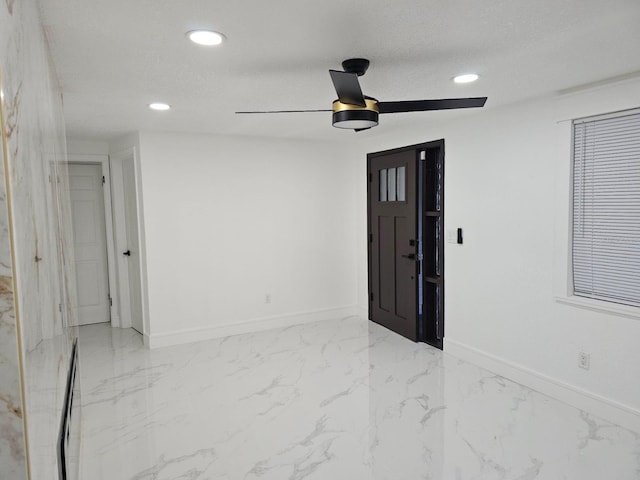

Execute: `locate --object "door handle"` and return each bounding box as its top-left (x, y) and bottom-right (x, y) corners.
top-left (123, 250), bottom-right (131, 257)
top-left (401, 253), bottom-right (416, 260)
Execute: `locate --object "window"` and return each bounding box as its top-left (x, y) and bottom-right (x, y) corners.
top-left (572, 109), bottom-right (640, 307)
top-left (378, 166), bottom-right (406, 202)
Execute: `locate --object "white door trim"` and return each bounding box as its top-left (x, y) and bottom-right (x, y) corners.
top-left (109, 147), bottom-right (150, 338)
top-left (67, 154), bottom-right (120, 327)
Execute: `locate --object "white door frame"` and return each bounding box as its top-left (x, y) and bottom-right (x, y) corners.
top-left (67, 154), bottom-right (120, 327)
top-left (109, 147), bottom-right (150, 338)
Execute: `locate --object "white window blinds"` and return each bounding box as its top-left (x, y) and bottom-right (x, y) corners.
top-left (572, 110), bottom-right (640, 307)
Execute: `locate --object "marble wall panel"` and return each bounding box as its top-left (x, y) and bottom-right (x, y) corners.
top-left (1, 0), bottom-right (79, 478)
top-left (0, 74), bottom-right (28, 480)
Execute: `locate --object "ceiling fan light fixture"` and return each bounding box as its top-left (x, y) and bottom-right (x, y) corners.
top-left (453, 73), bottom-right (479, 84)
top-left (332, 98), bottom-right (379, 130)
top-left (236, 59), bottom-right (488, 128)
top-left (187, 30), bottom-right (225, 46)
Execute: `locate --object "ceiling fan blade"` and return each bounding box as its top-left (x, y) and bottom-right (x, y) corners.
top-left (329, 70), bottom-right (366, 107)
top-left (378, 97), bottom-right (487, 114)
top-left (235, 109), bottom-right (331, 114)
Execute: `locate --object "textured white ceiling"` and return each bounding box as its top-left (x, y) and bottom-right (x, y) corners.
top-left (38, 0), bottom-right (640, 141)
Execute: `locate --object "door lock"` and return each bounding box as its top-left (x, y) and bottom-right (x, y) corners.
top-left (401, 253), bottom-right (416, 260)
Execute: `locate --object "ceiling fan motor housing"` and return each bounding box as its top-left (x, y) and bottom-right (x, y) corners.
top-left (341, 58), bottom-right (370, 76)
top-left (332, 98), bottom-right (379, 129)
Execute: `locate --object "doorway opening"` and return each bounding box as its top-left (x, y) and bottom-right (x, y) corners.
top-left (68, 156), bottom-right (117, 327)
top-left (367, 140), bottom-right (445, 349)
top-left (68, 150), bottom-right (146, 336)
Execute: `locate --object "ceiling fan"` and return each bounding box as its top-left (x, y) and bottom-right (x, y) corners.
top-left (236, 58), bottom-right (487, 132)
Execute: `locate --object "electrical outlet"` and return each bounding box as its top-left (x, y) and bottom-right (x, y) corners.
top-left (578, 352), bottom-right (590, 370)
top-left (265, 294), bottom-right (271, 304)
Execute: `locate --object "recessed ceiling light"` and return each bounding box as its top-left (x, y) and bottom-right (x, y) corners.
top-left (453, 73), bottom-right (479, 84)
top-left (149, 102), bottom-right (171, 111)
top-left (187, 30), bottom-right (225, 46)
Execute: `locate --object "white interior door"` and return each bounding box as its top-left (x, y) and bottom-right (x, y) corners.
top-left (122, 158), bottom-right (144, 334)
top-left (69, 163), bottom-right (110, 325)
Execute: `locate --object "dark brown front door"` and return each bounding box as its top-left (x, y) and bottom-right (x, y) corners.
top-left (368, 140), bottom-right (445, 348)
top-left (368, 148), bottom-right (418, 341)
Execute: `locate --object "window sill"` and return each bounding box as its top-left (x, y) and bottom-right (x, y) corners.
top-left (555, 295), bottom-right (640, 321)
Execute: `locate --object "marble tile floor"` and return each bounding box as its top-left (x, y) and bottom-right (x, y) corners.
top-left (77, 317), bottom-right (640, 479)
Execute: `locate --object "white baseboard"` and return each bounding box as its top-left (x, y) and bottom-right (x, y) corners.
top-left (147, 305), bottom-right (358, 349)
top-left (445, 338), bottom-right (640, 433)
top-left (356, 305), bottom-right (368, 319)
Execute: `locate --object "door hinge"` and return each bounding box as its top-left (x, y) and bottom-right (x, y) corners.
top-left (369, 233), bottom-right (373, 243)
top-left (420, 150), bottom-right (426, 161)
top-left (108, 295), bottom-right (112, 306)
top-left (370, 292), bottom-right (374, 302)
top-left (102, 175), bottom-right (106, 185)
top-left (59, 303), bottom-right (63, 313)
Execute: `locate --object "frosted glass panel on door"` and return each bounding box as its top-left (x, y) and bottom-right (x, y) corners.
top-left (379, 169), bottom-right (387, 202)
top-left (397, 166), bottom-right (406, 201)
top-left (387, 168), bottom-right (397, 201)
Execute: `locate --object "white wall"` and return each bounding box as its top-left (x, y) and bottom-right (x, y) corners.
top-left (353, 78), bottom-right (640, 427)
top-left (136, 132), bottom-right (359, 346)
top-left (67, 138), bottom-right (109, 156)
